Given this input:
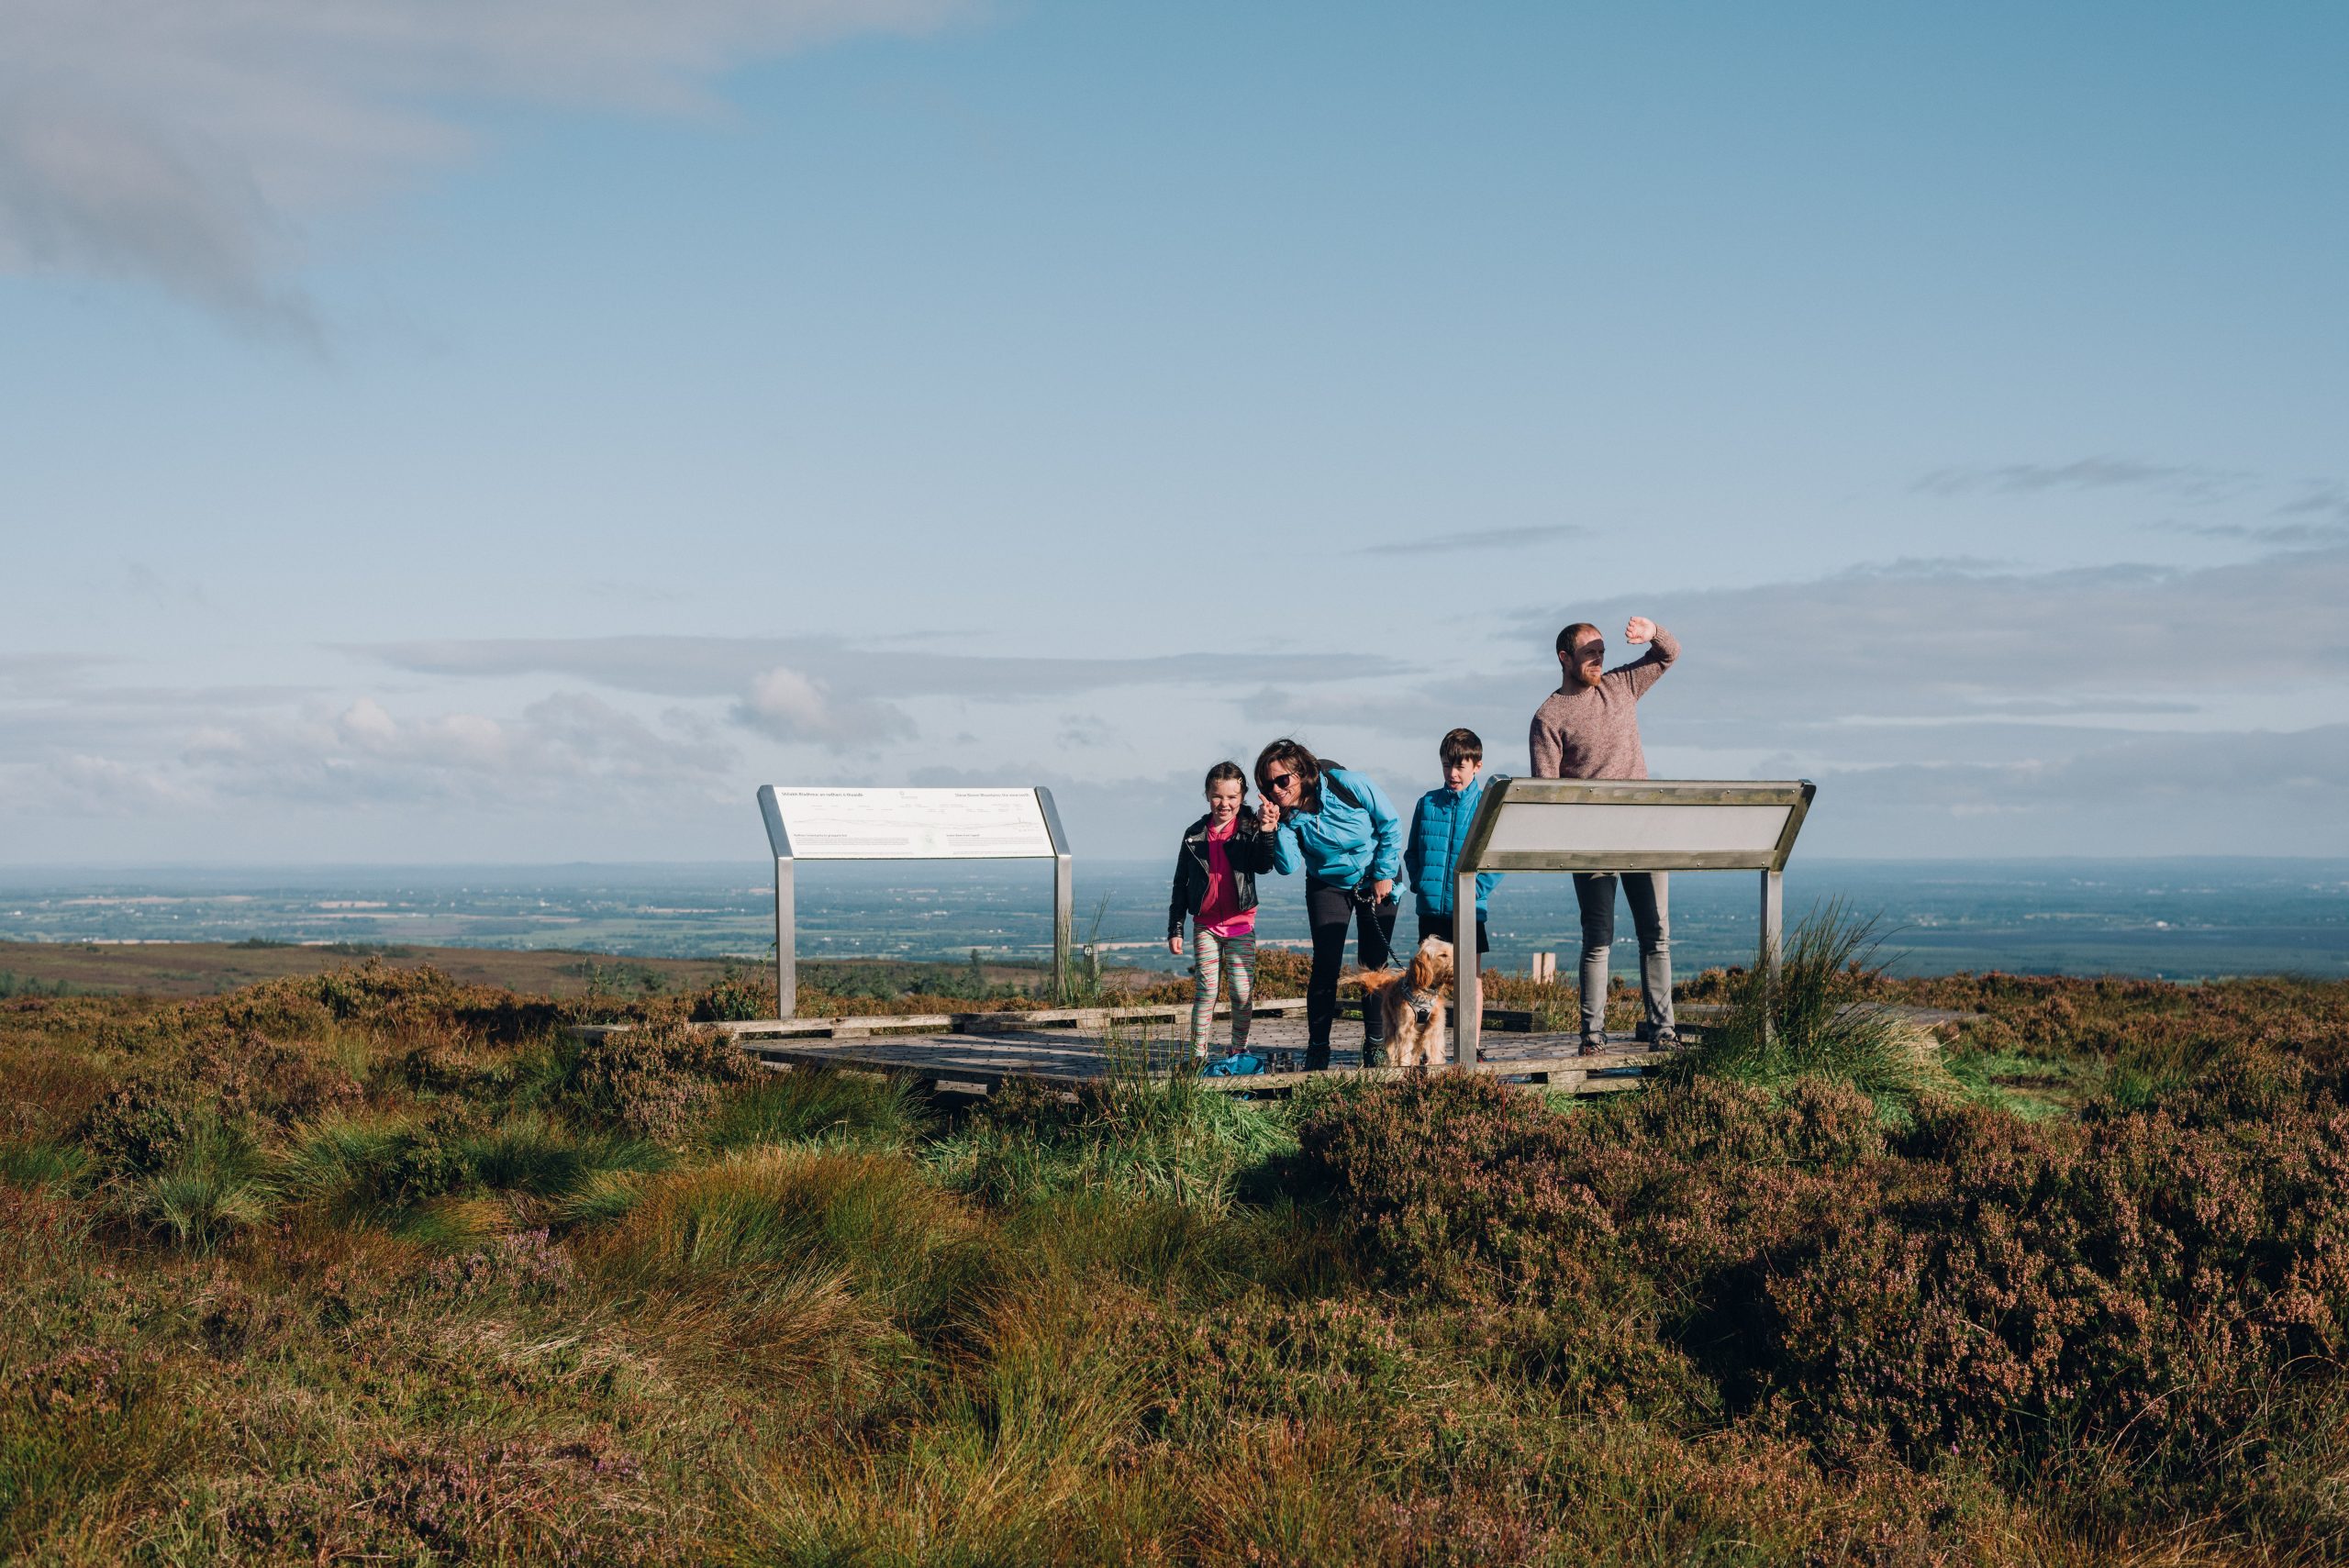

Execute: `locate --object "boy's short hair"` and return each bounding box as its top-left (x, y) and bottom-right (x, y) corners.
top-left (1440, 728), bottom-right (1483, 768)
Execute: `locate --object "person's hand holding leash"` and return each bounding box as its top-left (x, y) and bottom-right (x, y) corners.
top-left (1624, 616), bottom-right (1656, 645)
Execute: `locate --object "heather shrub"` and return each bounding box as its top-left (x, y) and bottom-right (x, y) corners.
top-left (425, 1228), bottom-right (578, 1303)
top-left (1138, 1293), bottom-right (1434, 1446)
top-left (1296, 1072), bottom-right (1888, 1297)
top-left (80, 1078), bottom-right (200, 1179)
top-left (79, 1029), bottom-right (362, 1180)
top-left (1773, 1086), bottom-right (2349, 1512)
top-left (687, 964), bottom-right (774, 1022)
top-left (217, 1430), bottom-right (665, 1564)
top-left (353, 1109), bottom-right (479, 1209)
top-left (0, 1340), bottom-right (204, 1553)
top-left (557, 1018), bottom-right (760, 1139)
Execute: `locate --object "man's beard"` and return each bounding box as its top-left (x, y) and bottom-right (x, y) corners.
top-left (1573, 662), bottom-right (1604, 690)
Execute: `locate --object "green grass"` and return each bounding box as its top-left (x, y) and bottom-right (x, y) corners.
top-left (1942, 1045), bottom-right (2099, 1118)
top-left (705, 1066), bottom-right (929, 1152)
top-left (1675, 902), bottom-right (1958, 1115)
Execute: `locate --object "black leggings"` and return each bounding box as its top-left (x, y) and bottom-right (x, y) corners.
top-left (1305, 876), bottom-right (1397, 1068)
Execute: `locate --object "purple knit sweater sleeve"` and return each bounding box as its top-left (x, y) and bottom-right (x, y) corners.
top-left (1612, 626), bottom-right (1679, 698)
top-left (1528, 625), bottom-right (1678, 781)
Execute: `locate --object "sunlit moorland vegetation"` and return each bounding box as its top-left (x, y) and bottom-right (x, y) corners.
top-left (5, 932), bottom-right (2349, 1564)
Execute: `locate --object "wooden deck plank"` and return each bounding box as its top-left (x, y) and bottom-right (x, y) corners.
top-left (571, 996), bottom-right (1705, 1098)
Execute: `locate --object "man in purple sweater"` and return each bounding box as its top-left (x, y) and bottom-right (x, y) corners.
top-left (1530, 615), bottom-right (1680, 1055)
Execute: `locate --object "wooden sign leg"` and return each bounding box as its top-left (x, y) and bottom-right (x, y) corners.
top-left (774, 854), bottom-right (796, 1023)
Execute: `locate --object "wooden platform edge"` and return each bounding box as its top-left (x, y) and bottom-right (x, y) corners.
top-left (564, 994), bottom-right (1595, 1045)
top-left (730, 1037), bottom-right (1679, 1097)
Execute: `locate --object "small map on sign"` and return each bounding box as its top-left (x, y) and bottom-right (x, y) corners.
top-left (763, 788), bottom-right (1056, 860)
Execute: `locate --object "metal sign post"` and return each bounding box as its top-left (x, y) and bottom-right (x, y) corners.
top-left (755, 785), bottom-right (1074, 1021)
top-left (1451, 777), bottom-right (1815, 1067)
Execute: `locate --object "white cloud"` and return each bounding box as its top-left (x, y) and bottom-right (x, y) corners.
top-left (731, 665), bottom-right (914, 748)
top-left (1914, 458), bottom-right (2254, 502)
top-left (1517, 547), bottom-right (2349, 732)
top-left (0, 687), bottom-right (740, 826)
top-left (0, 0), bottom-right (969, 328)
top-left (1798, 724), bottom-right (2349, 856)
top-left (363, 633), bottom-right (1398, 700)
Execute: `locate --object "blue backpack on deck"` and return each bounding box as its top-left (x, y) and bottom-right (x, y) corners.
top-left (1200, 1052), bottom-right (1264, 1076)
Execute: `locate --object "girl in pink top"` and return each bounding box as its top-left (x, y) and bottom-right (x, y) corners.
top-left (1166, 762), bottom-right (1277, 1060)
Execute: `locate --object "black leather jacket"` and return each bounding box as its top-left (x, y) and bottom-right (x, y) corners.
top-left (1166, 812), bottom-right (1277, 938)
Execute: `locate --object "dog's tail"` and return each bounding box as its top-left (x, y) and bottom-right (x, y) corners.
top-left (1354, 967), bottom-right (1411, 997)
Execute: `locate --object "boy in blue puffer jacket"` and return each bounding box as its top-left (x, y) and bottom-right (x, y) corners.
top-left (1405, 728), bottom-right (1501, 1019)
top-left (1254, 738), bottom-right (1407, 1072)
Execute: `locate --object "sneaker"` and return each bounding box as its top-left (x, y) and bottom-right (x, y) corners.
top-left (1648, 1029), bottom-right (1680, 1053)
top-left (1577, 1033), bottom-right (1607, 1058)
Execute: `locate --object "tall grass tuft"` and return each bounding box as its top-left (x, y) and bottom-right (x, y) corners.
top-left (602, 1146), bottom-right (1002, 1342)
top-left (704, 1066), bottom-right (929, 1152)
top-left (1677, 901), bottom-right (1955, 1110)
top-left (117, 1120), bottom-right (274, 1248)
top-left (927, 1062), bottom-right (1297, 1212)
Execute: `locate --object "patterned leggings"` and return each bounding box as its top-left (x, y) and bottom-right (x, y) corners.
top-left (1189, 927), bottom-right (1256, 1056)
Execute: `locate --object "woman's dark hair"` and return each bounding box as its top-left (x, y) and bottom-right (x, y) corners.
top-left (1204, 761), bottom-right (1246, 796)
top-left (1253, 738), bottom-right (1321, 810)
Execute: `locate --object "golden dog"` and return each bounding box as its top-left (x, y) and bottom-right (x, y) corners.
top-left (1355, 935), bottom-right (1455, 1069)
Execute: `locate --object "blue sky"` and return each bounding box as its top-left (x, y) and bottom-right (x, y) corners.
top-left (4, 1), bottom-right (2345, 863)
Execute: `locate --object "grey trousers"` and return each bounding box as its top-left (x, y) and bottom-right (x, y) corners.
top-left (1573, 871), bottom-right (1673, 1040)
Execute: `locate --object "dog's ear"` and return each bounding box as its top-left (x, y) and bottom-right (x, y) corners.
top-left (1411, 936), bottom-right (1454, 991)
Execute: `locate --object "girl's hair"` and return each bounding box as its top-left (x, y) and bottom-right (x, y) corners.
top-left (1253, 738), bottom-right (1321, 810)
top-left (1204, 761), bottom-right (1246, 796)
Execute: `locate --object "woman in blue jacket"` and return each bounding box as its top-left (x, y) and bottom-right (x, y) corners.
top-left (1253, 738), bottom-right (1406, 1071)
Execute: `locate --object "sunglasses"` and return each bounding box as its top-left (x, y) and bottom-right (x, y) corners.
top-left (1266, 771), bottom-right (1299, 791)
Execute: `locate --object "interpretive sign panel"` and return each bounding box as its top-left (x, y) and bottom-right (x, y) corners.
top-left (761, 787), bottom-right (1055, 861)
top-left (1452, 777), bottom-right (1815, 1068)
top-left (755, 785), bottom-right (1073, 1021)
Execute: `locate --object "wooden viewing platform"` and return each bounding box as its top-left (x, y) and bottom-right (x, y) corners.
top-left (574, 998), bottom-right (1698, 1097)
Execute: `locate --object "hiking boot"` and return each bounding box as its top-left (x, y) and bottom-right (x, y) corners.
top-left (1303, 1040), bottom-right (1331, 1073)
top-left (1362, 1032), bottom-right (1389, 1070)
top-left (1576, 1032), bottom-right (1608, 1058)
top-left (1648, 1029), bottom-right (1681, 1053)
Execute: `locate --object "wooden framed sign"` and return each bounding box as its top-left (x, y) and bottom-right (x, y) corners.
top-left (760, 787), bottom-right (1057, 861)
top-left (755, 785), bottom-right (1073, 1020)
top-left (1451, 777), bottom-right (1816, 1067)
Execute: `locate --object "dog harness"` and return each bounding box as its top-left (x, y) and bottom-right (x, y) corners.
top-left (1407, 988), bottom-right (1441, 1028)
